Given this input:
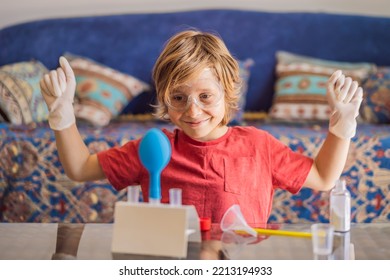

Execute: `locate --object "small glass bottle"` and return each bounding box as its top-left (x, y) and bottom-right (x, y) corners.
top-left (330, 179), bottom-right (351, 232)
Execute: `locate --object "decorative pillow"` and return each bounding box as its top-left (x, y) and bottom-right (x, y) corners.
top-left (0, 72), bottom-right (33, 125)
top-left (361, 67), bottom-right (390, 124)
top-left (269, 51), bottom-right (376, 121)
top-left (229, 58), bottom-right (254, 125)
top-left (64, 54), bottom-right (151, 127)
top-left (0, 61), bottom-right (49, 124)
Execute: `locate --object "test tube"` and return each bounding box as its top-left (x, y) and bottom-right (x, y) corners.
top-left (127, 185), bottom-right (140, 203)
top-left (169, 188), bottom-right (182, 206)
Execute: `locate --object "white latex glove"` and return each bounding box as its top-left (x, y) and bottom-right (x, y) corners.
top-left (40, 56), bottom-right (76, 131)
top-left (326, 70), bottom-right (363, 139)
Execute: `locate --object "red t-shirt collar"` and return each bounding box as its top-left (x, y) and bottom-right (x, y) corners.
top-left (177, 127), bottom-right (232, 147)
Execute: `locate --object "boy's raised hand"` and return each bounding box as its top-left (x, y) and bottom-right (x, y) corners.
top-left (40, 56), bottom-right (76, 130)
top-left (326, 70), bottom-right (363, 139)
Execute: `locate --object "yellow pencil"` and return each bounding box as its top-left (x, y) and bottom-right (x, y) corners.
top-left (236, 228), bottom-right (312, 238)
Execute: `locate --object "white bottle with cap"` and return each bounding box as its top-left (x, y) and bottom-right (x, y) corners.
top-left (330, 179), bottom-right (351, 232)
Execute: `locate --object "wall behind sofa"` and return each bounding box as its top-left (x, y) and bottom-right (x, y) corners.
top-left (1, 0), bottom-right (389, 29)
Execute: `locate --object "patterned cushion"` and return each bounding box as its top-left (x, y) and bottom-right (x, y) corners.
top-left (0, 73), bottom-right (33, 125)
top-left (0, 61), bottom-right (49, 124)
top-left (361, 67), bottom-right (390, 124)
top-left (269, 51), bottom-right (375, 121)
top-left (65, 54), bottom-right (151, 127)
top-left (229, 58), bottom-right (254, 125)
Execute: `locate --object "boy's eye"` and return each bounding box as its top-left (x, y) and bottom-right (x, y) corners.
top-left (171, 94), bottom-right (186, 102)
top-left (200, 93), bottom-right (217, 104)
top-left (200, 93), bottom-right (212, 100)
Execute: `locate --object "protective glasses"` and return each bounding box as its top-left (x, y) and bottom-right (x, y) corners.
top-left (166, 91), bottom-right (223, 112)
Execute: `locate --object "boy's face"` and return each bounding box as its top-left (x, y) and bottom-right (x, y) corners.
top-left (167, 69), bottom-right (227, 141)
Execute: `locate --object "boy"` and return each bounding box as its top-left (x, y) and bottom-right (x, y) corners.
top-left (40, 30), bottom-right (363, 224)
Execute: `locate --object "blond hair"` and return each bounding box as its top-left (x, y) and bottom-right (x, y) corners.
top-left (152, 29), bottom-right (242, 125)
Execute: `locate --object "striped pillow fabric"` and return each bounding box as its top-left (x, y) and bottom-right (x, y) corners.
top-left (269, 51), bottom-right (375, 121)
top-left (0, 61), bottom-right (49, 125)
top-left (65, 53), bottom-right (151, 127)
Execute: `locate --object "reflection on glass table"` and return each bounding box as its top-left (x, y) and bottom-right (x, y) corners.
top-left (55, 223), bottom-right (389, 260)
top-left (0, 223), bottom-right (389, 260)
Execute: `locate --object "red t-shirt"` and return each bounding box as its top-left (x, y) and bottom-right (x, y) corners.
top-left (97, 126), bottom-right (313, 225)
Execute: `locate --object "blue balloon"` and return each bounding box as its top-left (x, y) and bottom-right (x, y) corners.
top-left (138, 128), bottom-right (172, 201)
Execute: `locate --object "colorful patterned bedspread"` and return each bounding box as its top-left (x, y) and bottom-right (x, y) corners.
top-left (0, 120), bottom-right (389, 223)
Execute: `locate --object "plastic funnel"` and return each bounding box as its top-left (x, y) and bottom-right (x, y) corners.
top-left (220, 204), bottom-right (257, 237)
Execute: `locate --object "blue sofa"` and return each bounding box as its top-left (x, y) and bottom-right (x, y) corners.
top-left (1, 9), bottom-right (389, 223)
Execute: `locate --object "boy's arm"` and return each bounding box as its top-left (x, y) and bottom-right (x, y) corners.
top-left (305, 133), bottom-right (350, 191)
top-left (54, 124), bottom-right (105, 181)
top-left (304, 70), bottom-right (363, 191)
top-left (40, 57), bottom-right (105, 182)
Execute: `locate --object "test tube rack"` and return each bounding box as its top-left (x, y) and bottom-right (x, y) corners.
top-left (111, 201), bottom-right (201, 258)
